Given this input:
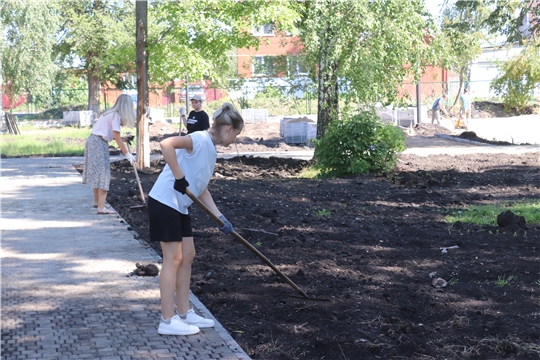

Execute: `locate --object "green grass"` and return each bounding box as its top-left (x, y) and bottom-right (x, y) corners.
top-left (1, 125), bottom-right (138, 157)
top-left (297, 166), bottom-right (320, 178)
top-left (495, 275), bottom-right (515, 287)
top-left (1, 127), bottom-right (92, 156)
top-left (445, 200), bottom-right (540, 226)
top-left (315, 209), bottom-right (331, 217)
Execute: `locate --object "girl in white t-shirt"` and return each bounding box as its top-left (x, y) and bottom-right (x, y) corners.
top-left (82, 94), bottom-right (135, 214)
top-left (148, 102), bottom-right (244, 336)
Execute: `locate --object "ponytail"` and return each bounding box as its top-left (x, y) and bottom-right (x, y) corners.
top-left (211, 102), bottom-right (244, 131)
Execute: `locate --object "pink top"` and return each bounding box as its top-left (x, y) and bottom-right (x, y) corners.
top-left (91, 111), bottom-right (121, 142)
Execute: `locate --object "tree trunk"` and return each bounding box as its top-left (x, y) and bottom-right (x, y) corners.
top-left (136, 0), bottom-right (149, 169)
top-left (453, 65), bottom-right (469, 107)
top-left (87, 52), bottom-right (101, 118)
top-left (453, 75), bottom-right (464, 107)
top-left (316, 56), bottom-right (339, 139)
top-left (0, 57), bottom-right (4, 116)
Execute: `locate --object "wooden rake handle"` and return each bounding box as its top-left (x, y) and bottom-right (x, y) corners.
top-left (185, 188), bottom-right (310, 299)
top-left (125, 142), bottom-right (146, 205)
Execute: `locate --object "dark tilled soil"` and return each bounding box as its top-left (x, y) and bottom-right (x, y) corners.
top-left (100, 149), bottom-right (540, 360)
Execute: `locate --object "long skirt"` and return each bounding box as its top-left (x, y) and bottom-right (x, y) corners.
top-left (82, 134), bottom-right (110, 191)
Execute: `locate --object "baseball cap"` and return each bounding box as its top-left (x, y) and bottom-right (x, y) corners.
top-left (190, 94), bottom-right (203, 101)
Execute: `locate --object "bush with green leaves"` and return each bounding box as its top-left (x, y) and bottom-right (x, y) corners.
top-left (490, 45), bottom-right (540, 113)
top-left (314, 111), bottom-right (406, 177)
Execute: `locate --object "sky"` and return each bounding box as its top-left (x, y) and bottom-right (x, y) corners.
top-left (425, 0), bottom-right (451, 20)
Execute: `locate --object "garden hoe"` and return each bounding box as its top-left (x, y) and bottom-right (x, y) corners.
top-left (125, 136), bottom-right (146, 210)
top-left (185, 188), bottom-right (329, 304)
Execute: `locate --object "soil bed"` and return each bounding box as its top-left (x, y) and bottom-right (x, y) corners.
top-left (100, 123), bottom-right (540, 360)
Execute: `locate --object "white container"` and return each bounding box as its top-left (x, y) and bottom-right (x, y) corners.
top-left (284, 121), bottom-right (307, 144)
top-left (62, 111), bottom-right (94, 127)
top-left (280, 117), bottom-right (295, 136)
top-left (306, 122), bottom-right (317, 147)
top-left (280, 116), bottom-right (316, 137)
top-left (376, 109), bottom-right (397, 124)
top-left (147, 108), bottom-right (165, 124)
top-left (417, 106), bottom-right (429, 123)
top-left (242, 109), bottom-right (268, 124)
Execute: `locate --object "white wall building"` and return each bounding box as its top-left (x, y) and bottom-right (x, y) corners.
top-left (469, 43), bottom-right (524, 99)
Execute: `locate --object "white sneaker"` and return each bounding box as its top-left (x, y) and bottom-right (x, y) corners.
top-left (158, 315), bottom-right (199, 335)
top-left (181, 308), bottom-right (215, 328)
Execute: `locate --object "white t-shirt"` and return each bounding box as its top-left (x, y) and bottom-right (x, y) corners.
top-left (149, 131), bottom-right (217, 214)
top-left (91, 111), bottom-right (121, 142)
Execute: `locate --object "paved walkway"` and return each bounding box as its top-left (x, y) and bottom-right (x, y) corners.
top-left (1, 137), bottom-right (538, 360)
top-left (1, 157), bottom-right (249, 360)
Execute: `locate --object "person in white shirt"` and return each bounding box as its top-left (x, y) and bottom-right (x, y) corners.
top-left (82, 94), bottom-right (135, 214)
top-left (148, 102), bottom-right (244, 336)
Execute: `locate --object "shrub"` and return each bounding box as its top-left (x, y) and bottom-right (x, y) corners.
top-left (314, 111), bottom-right (406, 177)
top-left (490, 45), bottom-right (540, 113)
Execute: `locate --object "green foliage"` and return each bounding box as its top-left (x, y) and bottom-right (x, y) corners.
top-left (495, 275), bottom-right (515, 287)
top-left (490, 45), bottom-right (540, 112)
top-left (50, 75), bottom-right (88, 108)
top-left (452, 0), bottom-right (537, 46)
top-left (295, 0), bottom-right (438, 136)
top-left (255, 85), bottom-right (284, 100)
top-left (54, 0), bottom-right (136, 113)
top-left (445, 200), bottom-right (540, 226)
top-left (314, 111), bottom-right (406, 177)
top-left (1, 1), bottom-right (60, 107)
top-left (148, 0), bottom-right (299, 86)
top-left (55, 0), bottom-right (136, 78)
top-left (315, 209), bottom-right (331, 217)
top-left (436, 3), bottom-right (484, 105)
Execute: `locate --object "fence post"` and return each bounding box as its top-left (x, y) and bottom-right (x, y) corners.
top-left (416, 81), bottom-right (421, 124)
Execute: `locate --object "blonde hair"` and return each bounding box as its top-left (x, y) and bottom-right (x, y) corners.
top-left (211, 102), bottom-right (244, 131)
top-left (103, 94), bottom-right (136, 127)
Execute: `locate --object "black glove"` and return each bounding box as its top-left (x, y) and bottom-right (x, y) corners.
top-left (218, 215), bottom-right (233, 235)
top-left (125, 135), bottom-right (135, 146)
top-left (173, 177), bottom-right (189, 195)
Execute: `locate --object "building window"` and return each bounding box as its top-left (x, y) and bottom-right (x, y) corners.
top-left (121, 74), bottom-right (137, 89)
top-left (252, 56), bottom-right (275, 77)
top-left (253, 24), bottom-right (274, 36)
top-left (288, 56), bottom-right (309, 76)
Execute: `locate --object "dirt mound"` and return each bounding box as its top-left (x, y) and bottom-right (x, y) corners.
top-left (474, 101), bottom-right (540, 117)
top-left (413, 123), bottom-right (453, 136)
top-left (456, 131), bottom-right (512, 145)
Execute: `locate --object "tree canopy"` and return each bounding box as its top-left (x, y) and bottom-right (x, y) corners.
top-left (1, 1), bottom-right (60, 109)
top-left (147, 0), bottom-right (299, 86)
top-left (448, 0), bottom-right (539, 46)
top-left (295, 0), bottom-right (438, 137)
top-left (54, 0), bottom-right (136, 114)
top-left (437, 3), bottom-right (484, 105)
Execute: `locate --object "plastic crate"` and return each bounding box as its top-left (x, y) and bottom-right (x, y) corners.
top-left (284, 120), bottom-right (309, 144)
top-left (62, 111), bottom-right (94, 127)
top-left (241, 109), bottom-right (268, 124)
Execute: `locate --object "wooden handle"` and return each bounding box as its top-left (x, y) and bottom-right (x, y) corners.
top-left (185, 188), bottom-right (309, 299)
top-left (126, 142), bottom-right (146, 205)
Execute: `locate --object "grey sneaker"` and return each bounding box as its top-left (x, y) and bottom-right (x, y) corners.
top-left (181, 308), bottom-right (215, 328)
top-left (158, 314), bottom-right (199, 335)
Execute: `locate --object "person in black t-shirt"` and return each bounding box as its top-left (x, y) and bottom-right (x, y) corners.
top-left (180, 94), bottom-right (210, 134)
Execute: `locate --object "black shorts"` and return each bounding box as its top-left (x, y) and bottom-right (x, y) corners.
top-left (148, 197), bottom-right (193, 242)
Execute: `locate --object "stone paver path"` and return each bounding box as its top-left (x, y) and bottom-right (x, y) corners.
top-left (1, 157), bottom-right (249, 360)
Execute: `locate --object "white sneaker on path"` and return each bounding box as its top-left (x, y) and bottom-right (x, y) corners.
top-left (158, 314), bottom-right (200, 335)
top-left (181, 308), bottom-right (215, 328)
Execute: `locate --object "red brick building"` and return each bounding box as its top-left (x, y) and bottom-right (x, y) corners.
top-left (235, 23), bottom-right (450, 102)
